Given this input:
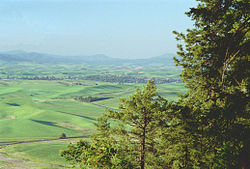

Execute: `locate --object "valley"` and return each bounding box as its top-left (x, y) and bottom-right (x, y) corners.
top-left (0, 52), bottom-right (185, 168)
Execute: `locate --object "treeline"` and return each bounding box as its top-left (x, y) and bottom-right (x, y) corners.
top-left (3, 75), bottom-right (63, 80)
top-left (1, 74), bottom-right (180, 84)
top-left (74, 96), bottom-right (111, 102)
top-left (83, 74), bottom-right (180, 84)
top-left (2, 75), bottom-right (83, 81)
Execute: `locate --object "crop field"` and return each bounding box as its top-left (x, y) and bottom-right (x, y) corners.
top-left (0, 64), bottom-right (186, 168)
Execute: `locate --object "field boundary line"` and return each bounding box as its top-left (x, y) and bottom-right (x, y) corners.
top-left (0, 135), bottom-right (89, 149)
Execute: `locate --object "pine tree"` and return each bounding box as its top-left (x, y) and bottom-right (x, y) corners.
top-left (107, 81), bottom-right (168, 169)
top-left (61, 81), bottom-right (168, 169)
top-left (172, 0), bottom-right (249, 168)
top-left (61, 115), bottom-right (132, 168)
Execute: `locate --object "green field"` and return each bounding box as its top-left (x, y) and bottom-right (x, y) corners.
top-left (0, 79), bottom-right (185, 139)
top-left (0, 65), bottom-right (186, 168)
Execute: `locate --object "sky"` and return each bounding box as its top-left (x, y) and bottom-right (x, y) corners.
top-left (0, 0), bottom-right (197, 58)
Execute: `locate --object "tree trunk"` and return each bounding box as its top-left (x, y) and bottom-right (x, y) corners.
top-left (140, 124), bottom-right (146, 169)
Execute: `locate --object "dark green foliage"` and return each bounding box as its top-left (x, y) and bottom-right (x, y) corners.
top-left (59, 133), bottom-right (66, 139)
top-left (83, 74), bottom-right (179, 84)
top-left (171, 0), bottom-right (250, 168)
top-left (61, 114), bottom-right (134, 168)
top-left (61, 81), bottom-right (168, 169)
top-left (106, 81), bottom-right (168, 169)
top-left (76, 96), bottom-right (112, 103)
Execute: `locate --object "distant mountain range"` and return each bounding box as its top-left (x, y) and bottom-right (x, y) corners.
top-left (0, 50), bottom-right (177, 66)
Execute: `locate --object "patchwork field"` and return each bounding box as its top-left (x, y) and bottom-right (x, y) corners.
top-left (0, 76), bottom-right (186, 168)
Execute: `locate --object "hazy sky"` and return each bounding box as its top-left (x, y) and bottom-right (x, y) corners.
top-left (0, 0), bottom-right (197, 58)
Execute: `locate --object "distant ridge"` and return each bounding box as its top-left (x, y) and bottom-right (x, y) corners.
top-left (0, 50), bottom-right (176, 66)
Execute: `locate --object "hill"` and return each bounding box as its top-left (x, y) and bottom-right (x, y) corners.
top-left (0, 50), bottom-right (176, 66)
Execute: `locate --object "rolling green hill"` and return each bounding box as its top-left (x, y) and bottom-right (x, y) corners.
top-left (0, 55), bottom-right (185, 168)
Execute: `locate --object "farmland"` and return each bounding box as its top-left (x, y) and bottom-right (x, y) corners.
top-left (0, 62), bottom-right (185, 168)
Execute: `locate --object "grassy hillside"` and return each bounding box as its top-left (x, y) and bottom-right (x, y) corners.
top-left (0, 63), bottom-right (186, 168)
top-left (0, 79), bottom-right (185, 140)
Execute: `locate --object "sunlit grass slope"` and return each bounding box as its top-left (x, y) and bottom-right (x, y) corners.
top-left (0, 80), bottom-right (109, 142)
top-left (0, 80), bottom-right (186, 143)
top-left (4, 141), bottom-right (70, 167)
top-left (0, 79), bottom-right (186, 168)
